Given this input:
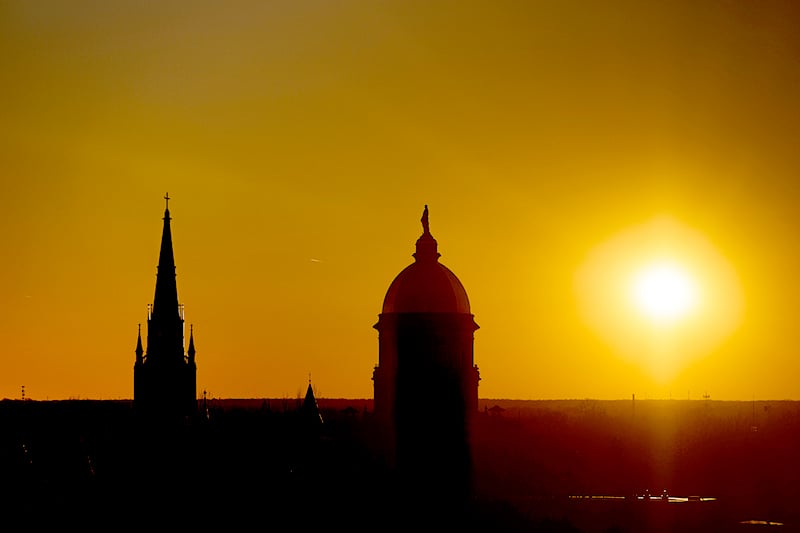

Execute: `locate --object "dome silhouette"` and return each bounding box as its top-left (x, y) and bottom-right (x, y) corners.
top-left (381, 205), bottom-right (471, 314)
top-left (382, 260), bottom-right (471, 314)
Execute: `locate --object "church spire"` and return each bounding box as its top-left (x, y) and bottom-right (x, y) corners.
top-left (413, 204), bottom-right (440, 263)
top-left (135, 194), bottom-right (197, 422)
top-left (151, 193), bottom-right (180, 321)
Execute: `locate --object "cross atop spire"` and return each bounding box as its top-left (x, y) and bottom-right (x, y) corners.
top-left (163, 193), bottom-right (172, 221)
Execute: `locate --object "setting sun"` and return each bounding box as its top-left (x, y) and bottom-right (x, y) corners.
top-left (575, 215), bottom-right (743, 382)
top-left (631, 262), bottom-right (698, 323)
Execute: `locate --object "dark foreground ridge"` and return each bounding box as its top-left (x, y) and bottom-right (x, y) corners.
top-left (0, 398), bottom-right (798, 532)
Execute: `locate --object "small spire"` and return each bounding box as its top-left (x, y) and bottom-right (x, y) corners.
top-left (303, 377), bottom-right (323, 425)
top-left (188, 324), bottom-right (196, 360)
top-left (135, 323), bottom-right (144, 361)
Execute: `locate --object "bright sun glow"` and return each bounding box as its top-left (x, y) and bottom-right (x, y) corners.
top-left (575, 215), bottom-right (743, 383)
top-left (632, 263), bottom-right (697, 322)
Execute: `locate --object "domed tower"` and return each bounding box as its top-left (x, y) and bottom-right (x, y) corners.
top-left (372, 205), bottom-right (480, 505)
top-left (133, 194), bottom-right (197, 424)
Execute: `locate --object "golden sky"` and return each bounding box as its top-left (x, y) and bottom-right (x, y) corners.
top-left (2, 1), bottom-right (799, 400)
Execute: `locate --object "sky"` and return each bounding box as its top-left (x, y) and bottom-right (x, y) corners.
top-left (2, 0), bottom-right (799, 401)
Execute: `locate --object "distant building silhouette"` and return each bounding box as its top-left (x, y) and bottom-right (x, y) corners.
top-left (133, 194), bottom-right (197, 423)
top-left (372, 205), bottom-right (480, 508)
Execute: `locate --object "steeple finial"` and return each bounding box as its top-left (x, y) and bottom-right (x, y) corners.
top-left (164, 192), bottom-right (170, 210)
top-left (421, 204), bottom-right (430, 234)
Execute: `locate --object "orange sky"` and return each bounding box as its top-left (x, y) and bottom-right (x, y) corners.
top-left (2, 1), bottom-right (800, 400)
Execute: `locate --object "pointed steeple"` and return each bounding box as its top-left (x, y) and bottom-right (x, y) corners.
top-left (152, 192), bottom-right (180, 321)
top-left (413, 204), bottom-right (440, 263)
top-left (135, 323), bottom-right (144, 363)
top-left (187, 324), bottom-right (196, 363)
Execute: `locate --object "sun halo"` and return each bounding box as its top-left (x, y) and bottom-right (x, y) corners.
top-left (574, 215), bottom-right (743, 383)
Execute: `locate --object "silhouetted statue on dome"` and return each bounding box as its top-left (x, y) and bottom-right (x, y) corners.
top-left (421, 204), bottom-right (430, 234)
